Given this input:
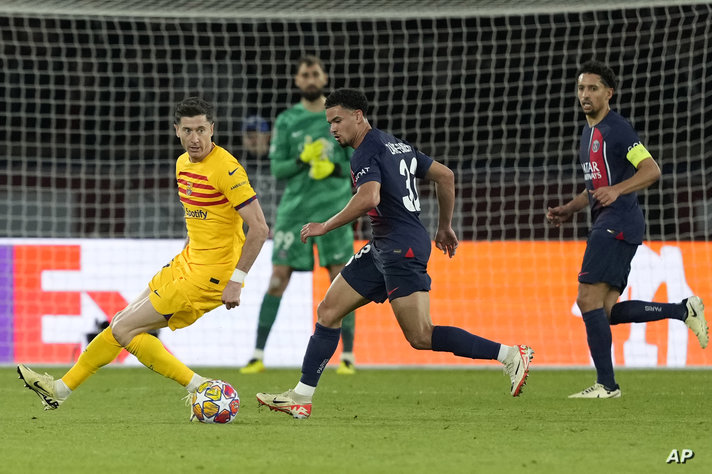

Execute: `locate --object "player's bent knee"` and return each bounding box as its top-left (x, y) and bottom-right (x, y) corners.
top-left (316, 300), bottom-right (341, 328)
top-left (110, 316), bottom-right (135, 347)
top-left (109, 326), bottom-right (129, 347)
top-left (267, 275), bottom-right (288, 295)
top-left (405, 332), bottom-right (432, 350)
top-left (577, 296), bottom-right (598, 314)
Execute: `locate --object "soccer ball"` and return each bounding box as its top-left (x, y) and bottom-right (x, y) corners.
top-left (191, 379), bottom-right (240, 423)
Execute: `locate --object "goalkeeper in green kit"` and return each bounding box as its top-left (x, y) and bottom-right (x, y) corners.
top-left (241, 55), bottom-right (357, 375)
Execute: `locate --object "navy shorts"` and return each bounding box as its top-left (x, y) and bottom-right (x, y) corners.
top-left (340, 242), bottom-right (432, 303)
top-left (578, 228), bottom-right (639, 292)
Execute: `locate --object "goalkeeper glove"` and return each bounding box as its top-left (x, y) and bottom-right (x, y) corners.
top-left (308, 158), bottom-right (335, 180)
top-left (300, 140), bottom-right (324, 164)
top-left (300, 139), bottom-right (335, 180)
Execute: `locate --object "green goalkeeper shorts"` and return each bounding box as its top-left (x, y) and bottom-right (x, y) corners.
top-left (271, 220), bottom-right (354, 270)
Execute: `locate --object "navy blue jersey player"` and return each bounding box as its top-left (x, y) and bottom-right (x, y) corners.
top-left (547, 60), bottom-right (708, 399)
top-left (257, 88), bottom-right (534, 418)
top-left (342, 127), bottom-right (435, 303)
top-left (581, 109), bottom-right (647, 244)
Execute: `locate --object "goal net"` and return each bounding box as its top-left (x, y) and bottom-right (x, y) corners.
top-left (1, 0), bottom-right (710, 368)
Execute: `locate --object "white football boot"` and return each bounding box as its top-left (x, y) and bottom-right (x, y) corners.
top-left (17, 364), bottom-right (67, 410)
top-left (503, 344), bottom-right (534, 397)
top-left (684, 296), bottom-right (708, 349)
top-left (568, 382), bottom-right (621, 399)
top-left (256, 389), bottom-right (312, 419)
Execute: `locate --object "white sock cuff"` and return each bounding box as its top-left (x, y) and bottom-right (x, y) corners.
top-left (186, 373), bottom-right (209, 393)
top-left (55, 379), bottom-right (72, 399)
top-left (294, 381), bottom-right (315, 398)
top-left (496, 344), bottom-right (512, 363)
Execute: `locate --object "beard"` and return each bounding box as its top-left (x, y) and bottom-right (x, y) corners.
top-left (301, 87), bottom-right (324, 102)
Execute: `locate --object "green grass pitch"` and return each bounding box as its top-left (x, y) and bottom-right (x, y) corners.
top-left (1, 367), bottom-right (709, 473)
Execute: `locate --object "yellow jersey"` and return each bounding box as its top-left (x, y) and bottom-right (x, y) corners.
top-left (175, 144), bottom-right (256, 287)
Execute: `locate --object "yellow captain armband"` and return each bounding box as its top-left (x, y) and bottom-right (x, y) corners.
top-left (626, 142), bottom-right (652, 167)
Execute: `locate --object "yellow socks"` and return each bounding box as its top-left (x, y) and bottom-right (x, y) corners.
top-left (62, 327), bottom-right (123, 390)
top-left (62, 327), bottom-right (195, 391)
top-left (125, 333), bottom-right (194, 387)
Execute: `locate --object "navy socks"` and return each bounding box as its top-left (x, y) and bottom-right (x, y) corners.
top-left (582, 308), bottom-right (617, 389)
top-left (610, 300), bottom-right (687, 325)
top-left (300, 323), bottom-right (341, 387)
top-left (431, 325), bottom-right (500, 360)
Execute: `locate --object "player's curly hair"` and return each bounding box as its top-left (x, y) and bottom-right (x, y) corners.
top-left (325, 88), bottom-right (369, 115)
top-left (174, 97), bottom-right (214, 124)
top-left (577, 60), bottom-right (617, 90)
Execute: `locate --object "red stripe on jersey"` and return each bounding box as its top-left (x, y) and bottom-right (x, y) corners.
top-left (589, 128), bottom-right (609, 189)
top-left (178, 187), bottom-right (223, 198)
top-left (178, 171), bottom-right (209, 181)
top-left (180, 196), bottom-right (229, 206)
top-left (177, 179), bottom-right (215, 190)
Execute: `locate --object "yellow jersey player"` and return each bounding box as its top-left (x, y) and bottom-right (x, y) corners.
top-left (17, 97), bottom-right (269, 417)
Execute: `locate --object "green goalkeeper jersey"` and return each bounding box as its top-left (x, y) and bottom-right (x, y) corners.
top-left (269, 102), bottom-right (353, 223)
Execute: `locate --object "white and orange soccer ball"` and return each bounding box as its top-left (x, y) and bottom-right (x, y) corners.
top-left (191, 379), bottom-right (240, 424)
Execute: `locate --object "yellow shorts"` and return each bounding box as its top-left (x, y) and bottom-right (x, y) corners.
top-left (148, 253), bottom-right (225, 330)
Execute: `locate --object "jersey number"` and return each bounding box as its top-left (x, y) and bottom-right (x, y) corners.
top-left (400, 157), bottom-right (421, 212)
top-left (273, 230), bottom-right (295, 251)
top-left (346, 244), bottom-right (371, 266)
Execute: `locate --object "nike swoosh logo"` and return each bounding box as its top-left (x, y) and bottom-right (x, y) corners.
top-left (33, 381), bottom-right (50, 395)
top-left (690, 305), bottom-right (697, 319)
top-left (153, 289), bottom-right (160, 297)
top-left (388, 287), bottom-right (399, 296)
top-left (510, 361), bottom-right (522, 389)
top-left (228, 168), bottom-right (239, 175)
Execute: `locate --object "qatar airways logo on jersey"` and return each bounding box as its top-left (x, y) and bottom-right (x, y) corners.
top-left (385, 142), bottom-right (412, 155)
top-left (353, 166), bottom-right (370, 183)
top-left (185, 208), bottom-right (208, 220)
top-left (581, 161), bottom-right (602, 181)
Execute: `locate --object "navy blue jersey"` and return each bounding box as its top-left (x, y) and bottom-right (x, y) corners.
top-left (350, 128), bottom-right (434, 254)
top-left (579, 110), bottom-right (652, 244)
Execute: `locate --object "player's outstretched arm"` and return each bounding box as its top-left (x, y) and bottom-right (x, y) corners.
top-left (547, 189), bottom-right (588, 227)
top-left (425, 161), bottom-right (458, 257)
top-left (301, 181), bottom-right (380, 243)
top-left (223, 199), bottom-right (269, 309)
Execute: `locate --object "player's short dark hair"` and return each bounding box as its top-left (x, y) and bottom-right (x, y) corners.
top-left (325, 88), bottom-right (369, 115)
top-left (174, 97), bottom-right (214, 124)
top-left (577, 60), bottom-right (617, 90)
top-left (296, 54), bottom-right (325, 73)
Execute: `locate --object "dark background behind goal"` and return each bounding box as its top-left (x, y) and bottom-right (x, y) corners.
top-left (1, 3), bottom-right (709, 240)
